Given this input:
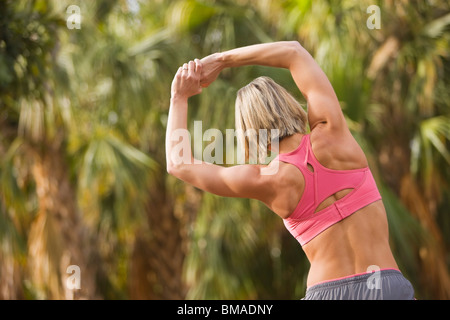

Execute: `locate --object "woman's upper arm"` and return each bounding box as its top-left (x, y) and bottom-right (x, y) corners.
top-left (288, 42), bottom-right (347, 132)
top-left (171, 161), bottom-right (275, 202)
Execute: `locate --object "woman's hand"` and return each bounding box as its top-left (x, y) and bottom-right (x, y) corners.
top-left (171, 59), bottom-right (203, 100)
top-left (199, 53), bottom-right (225, 88)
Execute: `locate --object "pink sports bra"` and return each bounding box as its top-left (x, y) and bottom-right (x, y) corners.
top-left (276, 134), bottom-right (382, 246)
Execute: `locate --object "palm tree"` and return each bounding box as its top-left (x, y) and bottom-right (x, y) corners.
top-left (0, 0), bottom-right (157, 299)
top-left (1, 0), bottom-right (448, 300)
top-left (0, 0), bottom-right (97, 299)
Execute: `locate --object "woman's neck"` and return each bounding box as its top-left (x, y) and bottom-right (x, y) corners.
top-left (278, 133), bottom-right (305, 154)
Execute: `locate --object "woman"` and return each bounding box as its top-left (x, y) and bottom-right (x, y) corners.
top-left (166, 41), bottom-right (415, 300)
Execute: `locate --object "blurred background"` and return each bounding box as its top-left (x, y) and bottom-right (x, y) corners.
top-left (0, 0), bottom-right (449, 300)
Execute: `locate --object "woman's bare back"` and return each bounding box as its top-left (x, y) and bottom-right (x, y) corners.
top-left (271, 129), bottom-right (399, 287)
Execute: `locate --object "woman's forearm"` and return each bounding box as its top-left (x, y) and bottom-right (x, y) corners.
top-left (200, 41), bottom-right (308, 87)
top-left (166, 60), bottom-right (203, 174)
top-left (165, 96), bottom-right (193, 174)
top-left (216, 40), bottom-right (334, 104)
top-left (220, 41), bottom-right (303, 70)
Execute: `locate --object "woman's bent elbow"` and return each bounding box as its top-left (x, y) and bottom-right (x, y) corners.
top-left (166, 163), bottom-right (179, 177)
top-left (166, 162), bottom-right (189, 180)
top-left (288, 41), bottom-right (304, 56)
top-left (284, 41), bottom-right (305, 68)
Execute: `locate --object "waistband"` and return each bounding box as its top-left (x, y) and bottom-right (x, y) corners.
top-left (306, 268), bottom-right (402, 292)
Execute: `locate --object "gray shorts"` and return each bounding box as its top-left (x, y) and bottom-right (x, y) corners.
top-left (303, 269), bottom-right (415, 300)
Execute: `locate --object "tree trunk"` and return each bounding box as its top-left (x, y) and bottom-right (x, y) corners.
top-left (28, 143), bottom-right (97, 299)
top-left (400, 174), bottom-right (450, 299)
top-left (129, 172), bottom-right (201, 299)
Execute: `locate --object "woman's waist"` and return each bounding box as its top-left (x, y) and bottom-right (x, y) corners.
top-left (305, 238), bottom-right (398, 288)
top-left (307, 260), bottom-right (400, 289)
top-left (304, 204), bottom-right (398, 287)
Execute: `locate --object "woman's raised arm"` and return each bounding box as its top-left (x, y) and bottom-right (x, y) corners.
top-left (166, 60), bottom-right (277, 208)
top-left (200, 41), bottom-right (346, 132)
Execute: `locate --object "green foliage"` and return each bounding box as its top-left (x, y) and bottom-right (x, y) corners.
top-left (0, 0), bottom-right (449, 299)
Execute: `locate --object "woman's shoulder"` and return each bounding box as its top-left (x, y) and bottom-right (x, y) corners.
top-left (309, 125), bottom-right (368, 170)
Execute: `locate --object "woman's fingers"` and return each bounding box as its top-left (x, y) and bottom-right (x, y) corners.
top-left (188, 60), bottom-right (195, 71)
top-left (173, 60), bottom-right (203, 98)
top-left (182, 63), bottom-right (189, 76)
top-left (187, 61), bottom-right (195, 78)
top-left (180, 60), bottom-right (202, 75)
top-left (194, 59), bottom-right (202, 73)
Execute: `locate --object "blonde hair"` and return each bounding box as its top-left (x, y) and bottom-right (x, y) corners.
top-left (235, 76), bottom-right (308, 163)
